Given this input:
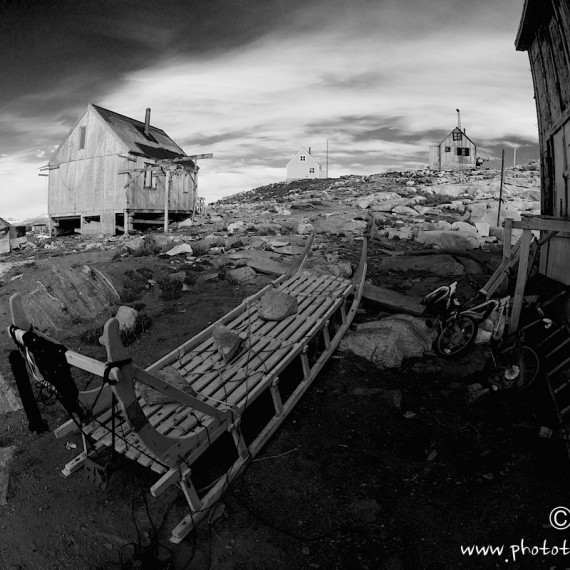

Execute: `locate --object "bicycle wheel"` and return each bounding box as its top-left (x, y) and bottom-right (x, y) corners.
top-left (493, 344), bottom-right (540, 391)
top-left (435, 315), bottom-right (478, 358)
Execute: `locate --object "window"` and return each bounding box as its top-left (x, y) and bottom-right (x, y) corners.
top-left (309, 167), bottom-right (315, 173)
top-left (452, 131), bottom-right (462, 141)
top-left (444, 146), bottom-right (451, 152)
top-left (300, 155), bottom-right (306, 161)
top-left (144, 165), bottom-right (156, 189)
top-left (456, 147), bottom-right (470, 157)
top-left (79, 126), bottom-right (86, 150)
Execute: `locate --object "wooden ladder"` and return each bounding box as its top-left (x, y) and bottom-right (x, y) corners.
top-left (539, 321), bottom-right (570, 457)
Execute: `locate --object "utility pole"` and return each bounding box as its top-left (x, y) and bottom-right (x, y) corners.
top-left (326, 139), bottom-right (329, 179)
top-left (497, 149), bottom-right (505, 227)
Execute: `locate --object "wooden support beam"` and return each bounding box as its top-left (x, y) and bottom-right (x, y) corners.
top-left (508, 228), bottom-right (532, 335)
top-left (503, 218), bottom-right (513, 262)
top-left (512, 215), bottom-right (570, 233)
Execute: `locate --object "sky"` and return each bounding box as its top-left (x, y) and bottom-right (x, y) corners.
top-left (0, 0), bottom-right (538, 221)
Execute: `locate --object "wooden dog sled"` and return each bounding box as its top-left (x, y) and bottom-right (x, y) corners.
top-left (8, 233), bottom-right (368, 543)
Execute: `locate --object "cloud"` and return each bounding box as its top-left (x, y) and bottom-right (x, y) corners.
top-left (0, 0), bottom-right (538, 215)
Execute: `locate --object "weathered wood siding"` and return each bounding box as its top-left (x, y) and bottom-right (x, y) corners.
top-left (124, 157), bottom-right (196, 212)
top-left (48, 106), bottom-right (129, 232)
top-left (438, 130), bottom-right (476, 171)
top-left (428, 145), bottom-right (440, 170)
top-left (520, 0), bottom-right (570, 284)
top-left (48, 106), bottom-right (196, 234)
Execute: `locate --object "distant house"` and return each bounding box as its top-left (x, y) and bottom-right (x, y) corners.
top-left (0, 217), bottom-right (26, 255)
top-left (43, 104), bottom-right (199, 235)
top-left (515, 0), bottom-right (570, 284)
top-left (429, 127), bottom-right (477, 171)
top-left (286, 148), bottom-right (323, 181)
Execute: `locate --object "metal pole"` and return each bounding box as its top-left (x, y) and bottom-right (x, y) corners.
top-left (326, 139), bottom-right (329, 179)
top-left (513, 147), bottom-right (517, 167)
top-left (497, 149), bottom-right (505, 227)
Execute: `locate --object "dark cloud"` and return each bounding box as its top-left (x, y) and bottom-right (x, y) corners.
top-left (0, 0), bottom-right (335, 130)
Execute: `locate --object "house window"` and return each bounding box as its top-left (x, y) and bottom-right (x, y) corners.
top-left (456, 147), bottom-right (470, 157)
top-left (300, 155), bottom-right (306, 161)
top-left (444, 146), bottom-right (451, 152)
top-left (309, 167), bottom-right (315, 173)
top-left (144, 165), bottom-right (156, 189)
top-left (79, 126), bottom-right (86, 150)
top-left (452, 131), bottom-right (462, 141)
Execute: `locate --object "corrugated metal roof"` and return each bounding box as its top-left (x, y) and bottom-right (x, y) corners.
top-left (92, 104), bottom-right (189, 161)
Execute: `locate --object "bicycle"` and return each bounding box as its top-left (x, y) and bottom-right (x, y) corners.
top-left (422, 283), bottom-right (510, 358)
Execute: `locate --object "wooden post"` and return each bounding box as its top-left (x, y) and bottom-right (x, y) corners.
top-left (497, 149), bottom-right (505, 227)
top-left (164, 169), bottom-right (172, 233)
top-left (508, 228), bottom-right (532, 335)
top-left (503, 218), bottom-right (513, 262)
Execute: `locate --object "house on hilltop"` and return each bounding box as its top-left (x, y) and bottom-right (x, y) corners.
top-left (286, 148), bottom-right (324, 181)
top-left (515, 0), bottom-right (570, 284)
top-left (429, 120), bottom-right (477, 171)
top-left (42, 104), bottom-right (201, 235)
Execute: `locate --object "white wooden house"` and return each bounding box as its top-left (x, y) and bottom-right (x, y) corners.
top-left (516, 0), bottom-right (570, 285)
top-left (43, 104), bottom-right (199, 235)
top-left (429, 127), bottom-right (477, 171)
top-left (286, 148), bottom-right (323, 181)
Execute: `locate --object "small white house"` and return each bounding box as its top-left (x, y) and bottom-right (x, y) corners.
top-left (286, 148), bottom-right (323, 181)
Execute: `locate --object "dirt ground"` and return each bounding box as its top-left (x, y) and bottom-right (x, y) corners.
top-left (1, 239), bottom-right (570, 570)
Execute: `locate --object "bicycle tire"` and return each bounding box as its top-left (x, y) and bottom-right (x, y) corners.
top-left (493, 344), bottom-right (540, 391)
top-left (435, 315), bottom-right (478, 358)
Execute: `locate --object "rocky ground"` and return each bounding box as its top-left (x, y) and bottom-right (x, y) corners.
top-left (2, 164), bottom-right (570, 570)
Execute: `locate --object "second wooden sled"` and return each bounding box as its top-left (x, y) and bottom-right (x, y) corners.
top-left (8, 233), bottom-right (368, 544)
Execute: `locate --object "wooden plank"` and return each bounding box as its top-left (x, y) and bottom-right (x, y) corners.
top-left (508, 229), bottom-right (532, 334)
top-left (512, 215), bottom-right (570, 232)
top-left (503, 218), bottom-right (513, 262)
top-left (362, 283), bottom-right (425, 316)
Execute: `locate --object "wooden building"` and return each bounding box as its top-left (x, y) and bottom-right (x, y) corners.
top-left (429, 126), bottom-right (477, 171)
top-left (43, 104), bottom-right (199, 235)
top-left (516, 0), bottom-right (570, 284)
top-left (286, 148), bottom-right (324, 181)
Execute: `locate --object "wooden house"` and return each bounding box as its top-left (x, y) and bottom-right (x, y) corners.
top-left (516, 0), bottom-right (570, 284)
top-left (429, 126), bottom-right (477, 171)
top-left (43, 104), bottom-right (199, 235)
top-left (286, 148), bottom-right (323, 181)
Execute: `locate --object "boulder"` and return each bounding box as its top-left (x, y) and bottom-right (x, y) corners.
top-left (328, 261), bottom-right (353, 278)
top-left (474, 222), bottom-right (490, 237)
top-left (416, 230), bottom-right (481, 250)
top-left (165, 243), bottom-right (193, 256)
top-left (227, 221), bottom-right (245, 234)
top-left (258, 289), bottom-right (298, 321)
top-left (178, 218), bottom-right (194, 228)
top-left (147, 234), bottom-right (174, 252)
top-left (115, 306), bottom-right (138, 333)
top-left (451, 221), bottom-right (477, 233)
top-left (388, 227), bottom-right (413, 241)
top-left (124, 236), bottom-right (145, 253)
top-left (340, 314), bottom-right (435, 368)
top-left (298, 223), bottom-right (314, 235)
top-left (212, 324), bottom-right (242, 362)
top-left (226, 266), bottom-right (257, 284)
